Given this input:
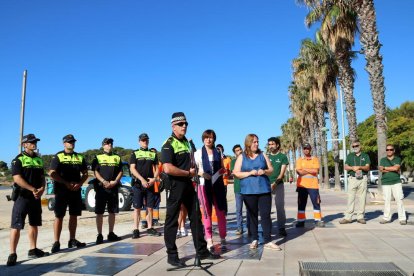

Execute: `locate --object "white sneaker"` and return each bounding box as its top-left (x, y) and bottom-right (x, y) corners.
top-left (207, 239), bottom-right (214, 249)
top-left (180, 228), bottom-right (188, 237)
top-left (264, 242), bottom-right (282, 251)
top-left (250, 240), bottom-right (258, 249)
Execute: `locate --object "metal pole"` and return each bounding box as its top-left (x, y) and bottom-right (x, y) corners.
top-left (19, 70), bottom-right (27, 153)
top-left (339, 86), bottom-right (348, 191)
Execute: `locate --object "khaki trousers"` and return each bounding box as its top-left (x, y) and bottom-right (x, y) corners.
top-left (382, 183), bottom-right (406, 222)
top-left (344, 176), bottom-right (367, 220)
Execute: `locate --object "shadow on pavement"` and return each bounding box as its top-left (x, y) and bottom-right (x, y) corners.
top-left (322, 212), bottom-right (343, 223)
top-left (1, 261), bottom-right (73, 276)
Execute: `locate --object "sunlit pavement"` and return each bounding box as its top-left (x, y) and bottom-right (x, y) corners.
top-left (0, 183), bottom-right (413, 275)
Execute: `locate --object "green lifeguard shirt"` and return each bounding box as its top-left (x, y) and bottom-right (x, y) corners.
top-left (380, 156), bottom-right (401, 185)
top-left (345, 152), bottom-right (371, 177)
top-left (267, 152), bottom-right (289, 184)
top-left (230, 158), bottom-right (240, 193)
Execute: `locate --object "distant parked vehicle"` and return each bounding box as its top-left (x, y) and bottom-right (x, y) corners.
top-left (46, 162), bottom-right (133, 212)
top-left (84, 162), bottom-right (133, 212)
top-left (328, 175), bottom-right (346, 186)
top-left (368, 170), bottom-right (408, 185)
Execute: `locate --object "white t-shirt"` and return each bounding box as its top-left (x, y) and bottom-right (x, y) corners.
top-left (194, 149), bottom-right (214, 185)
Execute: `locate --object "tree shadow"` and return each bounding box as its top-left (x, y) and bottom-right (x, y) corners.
top-left (321, 212), bottom-right (344, 223)
top-left (275, 222), bottom-right (313, 246)
top-left (1, 261), bottom-right (73, 276)
top-left (365, 210), bottom-right (383, 221)
top-left (402, 185), bottom-right (414, 197)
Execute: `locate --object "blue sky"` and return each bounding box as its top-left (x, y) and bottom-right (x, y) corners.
top-left (1, 1), bottom-right (413, 164)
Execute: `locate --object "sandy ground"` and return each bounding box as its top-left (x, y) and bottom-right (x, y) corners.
top-left (0, 187), bottom-right (168, 230)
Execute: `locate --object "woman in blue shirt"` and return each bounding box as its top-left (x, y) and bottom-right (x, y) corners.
top-left (233, 134), bottom-right (281, 251)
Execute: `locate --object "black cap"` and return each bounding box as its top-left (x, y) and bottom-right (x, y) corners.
top-left (102, 138), bottom-right (114, 145)
top-left (63, 134), bottom-right (77, 143)
top-left (139, 133), bottom-right (149, 140)
top-left (22, 134), bottom-right (40, 144)
top-left (303, 143), bottom-right (312, 149)
top-left (171, 112), bottom-right (187, 124)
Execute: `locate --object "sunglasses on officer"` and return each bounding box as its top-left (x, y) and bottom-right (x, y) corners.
top-left (386, 148), bottom-right (394, 152)
top-left (175, 122), bottom-right (188, 127)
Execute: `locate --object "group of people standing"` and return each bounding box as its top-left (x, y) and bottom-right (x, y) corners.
top-left (6, 111), bottom-right (408, 268)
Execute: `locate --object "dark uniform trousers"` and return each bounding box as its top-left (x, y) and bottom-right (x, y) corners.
top-left (164, 179), bottom-right (207, 256)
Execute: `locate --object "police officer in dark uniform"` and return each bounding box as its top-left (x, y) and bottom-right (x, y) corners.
top-left (92, 138), bottom-right (123, 244)
top-left (7, 134), bottom-right (49, 266)
top-left (130, 133), bottom-right (161, 238)
top-left (162, 112), bottom-right (219, 267)
top-left (49, 134), bottom-right (88, 253)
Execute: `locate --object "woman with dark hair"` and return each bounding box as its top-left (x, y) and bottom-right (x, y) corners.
top-left (195, 129), bottom-right (227, 250)
top-left (233, 134), bottom-right (281, 251)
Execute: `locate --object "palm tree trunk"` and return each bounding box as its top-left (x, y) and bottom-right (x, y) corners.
top-left (337, 60), bottom-right (358, 144)
top-left (287, 150), bottom-right (292, 182)
top-left (316, 101), bottom-right (330, 189)
top-left (292, 147), bottom-right (298, 182)
top-left (354, 0), bottom-right (387, 193)
top-left (326, 99), bottom-right (341, 190)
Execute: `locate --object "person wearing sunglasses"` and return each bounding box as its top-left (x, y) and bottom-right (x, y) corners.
top-left (49, 134), bottom-right (88, 253)
top-left (92, 138), bottom-right (123, 244)
top-left (130, 133), bottom-right (161, 238)
top-left (7, 134), bottom-right (48, 266)
top-left (161, 112), bottom-right (219, 268)
top-left (295, 143), bottom-right (325, 228)
top-left (379, 145), bottom-right (407, 225)
top-left (339, 141), bottom-right (371, 224)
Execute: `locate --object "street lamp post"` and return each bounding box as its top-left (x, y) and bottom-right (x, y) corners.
top-left (339, 86), bottom-right (348, 191)
top-left (19, 70), bottom-right (28, 153)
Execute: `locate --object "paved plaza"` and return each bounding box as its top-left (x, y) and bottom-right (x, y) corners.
top-left (0, 183), bottom-right (413, 275)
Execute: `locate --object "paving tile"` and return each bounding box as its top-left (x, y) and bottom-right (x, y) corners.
top-left (96, 242), bottom-right (164, 256)
top-left (53, 256), bottom-right (141, 275)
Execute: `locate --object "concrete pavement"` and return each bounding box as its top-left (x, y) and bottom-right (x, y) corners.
top-left (0, 183), bottom-right (413, 275)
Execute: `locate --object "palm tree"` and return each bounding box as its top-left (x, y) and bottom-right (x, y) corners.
top-left (350, 0), bottom-right (387, 190)
top-left (291, 41), bottom-right (332, 188)
top-left (303, 0), bottom-right (359, 145)
top-left (281, 117), bottom-right (303, 182)
top-left (300, 38), bottom-right (342, 188)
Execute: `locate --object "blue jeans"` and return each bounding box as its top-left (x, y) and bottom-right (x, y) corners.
top-left (235, 192), bottom-right (250, 231)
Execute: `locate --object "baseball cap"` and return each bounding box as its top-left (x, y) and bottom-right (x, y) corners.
top-left (63, 134), bottom-right (77, 143)
top-left (102, 138), bottom-right (114, 145)
top-left (139, 133), bottom-right (149, 140)
top-left (303, 143), bottom-right (312, 149)
top-left (22, 134), bottom-right (40, 143)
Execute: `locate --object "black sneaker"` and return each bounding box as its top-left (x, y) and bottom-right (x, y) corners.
top-left (296, 221), bottom-right (305, 228)
top-left (167, 254), bottom-right (186, 267)
top-left (51, 241), bottom-right (60, 253)
top-left (132, 229), bottom-right (140, 239)
top-left (68, 239), bottom-right (86, 248)
top-left (278, 228), bottom-right (287, 237)
top-left (199, 250), bottom-right (220, 260)
top-left (7, 253), bottom-right (17, 266)
top-left (108, 232), bottom-right (122, 242)
top-left (96, 233), bottom-right (104, 244)
top-left (147, 228), bottom-right (161, 236)
top-left (28, 248), bottom-right (49, 259)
